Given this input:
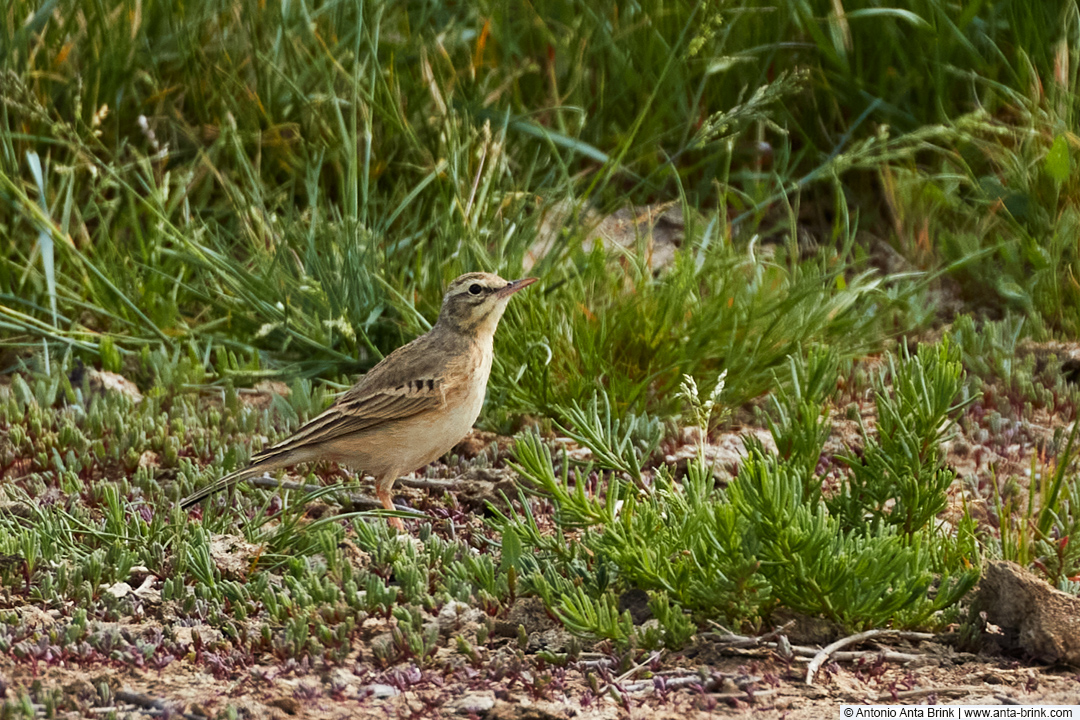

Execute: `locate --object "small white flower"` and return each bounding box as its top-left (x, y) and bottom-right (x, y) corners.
top-left (255, 322), bottom-right (279, 339)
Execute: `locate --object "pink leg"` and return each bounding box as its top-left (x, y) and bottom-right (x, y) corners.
top-left (376, 473), bottom-right (404, 531)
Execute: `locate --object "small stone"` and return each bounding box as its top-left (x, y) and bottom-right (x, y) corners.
top-left (534, 627), bottom-right (574, 652)
top-left (979, 560), bottom-right (1080, 664)
top-left (618, 588), bottom-right (652, 624)
top-left (209, 533), bottom-right (261, 580)
top-left (266, 696), bottom-right (301, 715)
top-left (131, 575), bottom-right (161, 604)
top-left (241, 380), bottom-right (290, 409)
top-left (86, 368), bottom-right (143, 403)
top-left (447, 691), bottom-right (496, 714)
top-left (63, 679), bottom-right (95, 699)
top-left (326, 667), bottom-right (357, 696)
top-left (368, 632), bottom-right (393, 657)
top-left (453, 430), bottom-right (500, 459)
top-left (360, 683), bottom-right (400, 699)
top-left (174, 625), bottom-right (223, 647)
top-left (495, 597), bottom-right (556, 637)
top-left (437, 600), bottom-right (482, 635)
top-left (105, 582), bottom-right (132, 598)
top-left (15, 605), bottom-right (57, 628)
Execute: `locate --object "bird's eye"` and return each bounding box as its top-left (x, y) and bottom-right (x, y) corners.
top-left (468, 284), bottom-right (483, 296)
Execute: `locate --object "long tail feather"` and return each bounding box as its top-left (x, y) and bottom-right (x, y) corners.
top-left (181, 465), bottom-right (263, 509)
top-left (183, 441), bottom-right (320, 510)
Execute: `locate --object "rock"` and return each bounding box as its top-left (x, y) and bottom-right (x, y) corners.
top-left (618, 588), bottom-right (652, 624)
top-left (84, 368), bottom-right (143, 403)
top-left (455, 467), bottom-right (520, 514)
top-left (447, 691), bottom-right (496, 714)
top-left (359, 683), bottom-right (400, 699)
top-left (495, 597), bottom-right (557, 637)
top-left (525, 199), bottom-right (688, 273)
top-left (486, 700), bottom-right (563, 720)
top-left (14, 605), bottom-right (59, 629)
top-left (266, 696), bottom-right (301, 715)
top-left (208, 533), bottom-right (261, 580)
top-left (436, 600), bottom-right (482, 636)
top-left (131, 575), bottom-right (162, 604)
top-left (241, 380), bottom-right (290, 409)
top-left (63, 679), bottom-right (95, 699)
top-left (978, 560), bottom-right (1080, 664)
top-left (533, 628), bottom-right (574, 653)
top-left (665, 427), bottom-right (777, 480)
top-left (768, 609), bottom-right (842, 646)
top-left (137, 450), bottom-right (159, 469)
top-left (325, 667), bottom-right (357, 696)
top-left (368, 632), bottom-right (394, 658)
top-left (105, 581), bottom-right (133, 598)
top-left (453, 430), bottom-right (514, 460)
top-left (103, 574), bottom-right (158, 603)
top-left (174, 625), bottom-right (224, 647)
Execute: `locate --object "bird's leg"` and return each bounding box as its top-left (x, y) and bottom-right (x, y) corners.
top-left (375, 473), bottom-right (405, 531)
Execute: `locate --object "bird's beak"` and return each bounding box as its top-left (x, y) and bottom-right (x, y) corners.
top-left (496, 277), bottom-right (538, 298)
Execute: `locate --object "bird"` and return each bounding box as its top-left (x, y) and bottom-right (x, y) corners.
top-left (181, 272), bottom-right (537, 529)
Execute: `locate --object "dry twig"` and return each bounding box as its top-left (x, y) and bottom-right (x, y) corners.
top-left (805, 629), bottom-right (934, 685)
top-left (246, 476), bottom-right (426, 516)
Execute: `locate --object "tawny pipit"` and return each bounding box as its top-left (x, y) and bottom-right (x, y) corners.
top-left (181, 272), bottom-right (537, 528)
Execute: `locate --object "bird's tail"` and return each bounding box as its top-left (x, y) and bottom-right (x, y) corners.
top-left (183, 436), bottom-right (321, 509)
top-left (180, 465), bottom-right (265, 509)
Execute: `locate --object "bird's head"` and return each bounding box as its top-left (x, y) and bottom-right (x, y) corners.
top-left (437, 272), bottom-right (537, 337)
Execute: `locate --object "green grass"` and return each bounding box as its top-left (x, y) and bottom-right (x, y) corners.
top-left (6, 328), bottom-right (1079, 683)
top-left (504, 342), bottom-right (979, 637)
top-left (4, 0), bottom-right (1080, 709)
top-left (4, 0), bottom-right (1080, 389)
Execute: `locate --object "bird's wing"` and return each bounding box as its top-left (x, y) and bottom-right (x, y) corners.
top-left (250, 375), bottom-right (446, 463)
top-left (249, 331), bottom-right (457, 462)
top-left (182, 374), bottom-right (446, 507)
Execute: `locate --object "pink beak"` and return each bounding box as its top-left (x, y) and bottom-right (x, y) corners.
top-left (496, 277), bottom-right (538, 298)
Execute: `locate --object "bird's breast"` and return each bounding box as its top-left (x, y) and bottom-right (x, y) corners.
top-left (444, 337), bottom-right (494, 436)
top-left (359, 339), bottom-right (494, 475)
